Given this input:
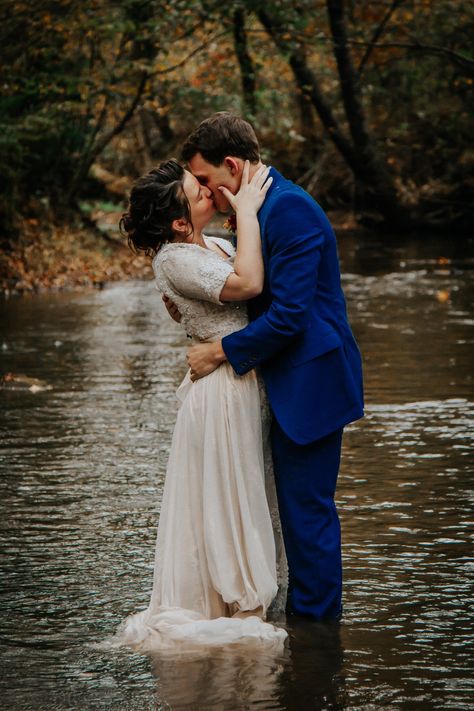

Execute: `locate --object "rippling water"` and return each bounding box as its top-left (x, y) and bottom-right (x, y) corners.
top-left (1, 233), bottom-right (473, 709)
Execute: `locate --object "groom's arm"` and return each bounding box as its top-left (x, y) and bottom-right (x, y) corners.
top-left (187, 192), bottom-right (324, 379)
top-left (222, 192), bottom-right (324, 374)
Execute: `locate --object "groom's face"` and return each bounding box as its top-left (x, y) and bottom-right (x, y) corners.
top-left (188, 153), bottom-right (241, 213)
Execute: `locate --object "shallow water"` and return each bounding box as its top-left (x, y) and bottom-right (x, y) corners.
top-left (1, 233), bottom-right (473, 710)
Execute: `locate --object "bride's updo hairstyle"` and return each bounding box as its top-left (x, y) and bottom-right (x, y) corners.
top-left (120, 159), bottom-right (192, 256)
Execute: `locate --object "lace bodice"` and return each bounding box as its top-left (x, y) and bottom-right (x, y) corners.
top-left (152, 236), bottom-right (248, 341)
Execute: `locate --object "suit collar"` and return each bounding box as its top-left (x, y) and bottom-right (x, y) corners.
top-left (257, 166), bottom-right (285, 215)
top-left (268, 165), bottom-right (284, 186)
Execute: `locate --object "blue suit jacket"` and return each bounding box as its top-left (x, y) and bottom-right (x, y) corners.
top-left (222, 167), bottom-right (364, 444)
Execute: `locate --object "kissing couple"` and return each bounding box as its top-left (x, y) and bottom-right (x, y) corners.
top-left (105, 111), bottom-right (364, 650)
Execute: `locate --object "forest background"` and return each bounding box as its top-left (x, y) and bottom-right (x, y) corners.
top-left (1, 0), bottom-right (472, 293)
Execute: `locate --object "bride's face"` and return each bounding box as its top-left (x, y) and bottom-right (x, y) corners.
top-left (183, 170), bottom-right (216, 231)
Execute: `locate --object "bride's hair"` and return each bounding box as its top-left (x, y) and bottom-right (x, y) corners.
top-left (120, 159), bottom-right (192, 256)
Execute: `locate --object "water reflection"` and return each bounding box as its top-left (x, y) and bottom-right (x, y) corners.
top-left (0, 233), bottom-right (473, 709)
top-left (282, 620), bottom-right (345, 710)
top-left (148, 644), bottom-right (287, 709)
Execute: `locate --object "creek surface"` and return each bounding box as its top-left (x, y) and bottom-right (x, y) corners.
top-left (1, 232), bottom-right (473, 710)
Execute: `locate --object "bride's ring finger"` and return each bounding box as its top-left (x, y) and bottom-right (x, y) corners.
top-left (255, 165), bottom-right (270, 184)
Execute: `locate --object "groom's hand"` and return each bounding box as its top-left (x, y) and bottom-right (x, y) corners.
top-left (162, 295), bottom-right (182, 323)
top-left (187, 341), bottom-right (227, 381)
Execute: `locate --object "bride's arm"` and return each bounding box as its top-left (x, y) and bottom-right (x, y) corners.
top-left (219, 161), bottom-right (272, 302)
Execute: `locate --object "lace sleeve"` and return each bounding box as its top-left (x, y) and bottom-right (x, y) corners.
top-left (155, 244), bottom-right (234, 304)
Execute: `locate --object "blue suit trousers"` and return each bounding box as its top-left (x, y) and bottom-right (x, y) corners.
top-left (270, 419), bottom-right (343, 619)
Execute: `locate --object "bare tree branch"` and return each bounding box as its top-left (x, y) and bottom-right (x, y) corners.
top-left (91, 72), bottom-right (149, 160)
top-left (244, 28), bottom-right (474, 74)
top-left (67, 71), bottom-right (149, 202)
top-left (358, 0), bottom-right (405, 75)
top-left (354, 39), bottom-right (474, 75)
top-left (148, 30), bottom-right (229, 77)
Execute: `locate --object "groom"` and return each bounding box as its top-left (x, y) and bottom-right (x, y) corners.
top-left (176, 112), bottom-right (364, 620)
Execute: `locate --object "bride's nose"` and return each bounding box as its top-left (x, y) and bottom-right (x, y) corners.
top-left (203, 186), bottom-right (213, 200)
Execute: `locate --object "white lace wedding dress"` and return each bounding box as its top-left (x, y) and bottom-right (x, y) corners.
top-left (105, 236), bottom-right (287, 651)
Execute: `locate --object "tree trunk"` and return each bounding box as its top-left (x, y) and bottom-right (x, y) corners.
top-left (152, 109), bottom-right (175, 145)
top-left (233, 8), bottom-right (257, 116)
top-left (258, 5), bottom-right (413, 228)
top-left (295, 89), bottom-right (318, 174)
top-left (326, 0), bottom-right (410, 224)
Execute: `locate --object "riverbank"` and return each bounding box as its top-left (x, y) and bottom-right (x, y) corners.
top-left (0, 213), bottom-right (151, 296)
top-left (0, 208), bottom-right (361, 297)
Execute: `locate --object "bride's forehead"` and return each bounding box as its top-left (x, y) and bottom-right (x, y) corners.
top-left (183, 170), bottom-right (199, 194)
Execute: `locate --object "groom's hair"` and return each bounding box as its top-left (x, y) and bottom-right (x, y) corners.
top-left (182, 112), bottom-right (260, 166)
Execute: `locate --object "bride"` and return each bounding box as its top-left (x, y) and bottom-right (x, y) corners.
top-left (103, 158), bottom-right (288, 651)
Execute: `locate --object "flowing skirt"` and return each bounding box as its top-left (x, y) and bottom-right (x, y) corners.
top-left (104, 363), bottom-right (287, 651)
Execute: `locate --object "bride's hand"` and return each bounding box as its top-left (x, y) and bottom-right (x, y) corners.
top-left (218, 160), bottom-right (272, 216)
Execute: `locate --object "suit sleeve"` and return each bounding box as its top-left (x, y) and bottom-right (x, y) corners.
top-left (222, 192), bottom-right (324, 375)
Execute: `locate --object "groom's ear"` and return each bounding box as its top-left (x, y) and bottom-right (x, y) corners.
top-left (223, 157), bottom-right (240, 177)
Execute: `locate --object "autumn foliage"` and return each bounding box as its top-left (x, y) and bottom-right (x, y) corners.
top-left (1, 0), bottom-right (472, 289)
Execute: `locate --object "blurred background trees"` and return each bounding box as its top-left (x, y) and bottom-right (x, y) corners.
top-left (1, 0), bottom-right (473, 241)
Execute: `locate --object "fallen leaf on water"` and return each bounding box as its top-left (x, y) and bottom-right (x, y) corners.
top-left (1, 373), bottom-right (52, 391)
top-left (436, 290), bottom-right (450, 303)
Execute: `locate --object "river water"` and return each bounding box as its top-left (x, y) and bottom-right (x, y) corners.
top-left (1, 233), bottom-right (473, 710)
